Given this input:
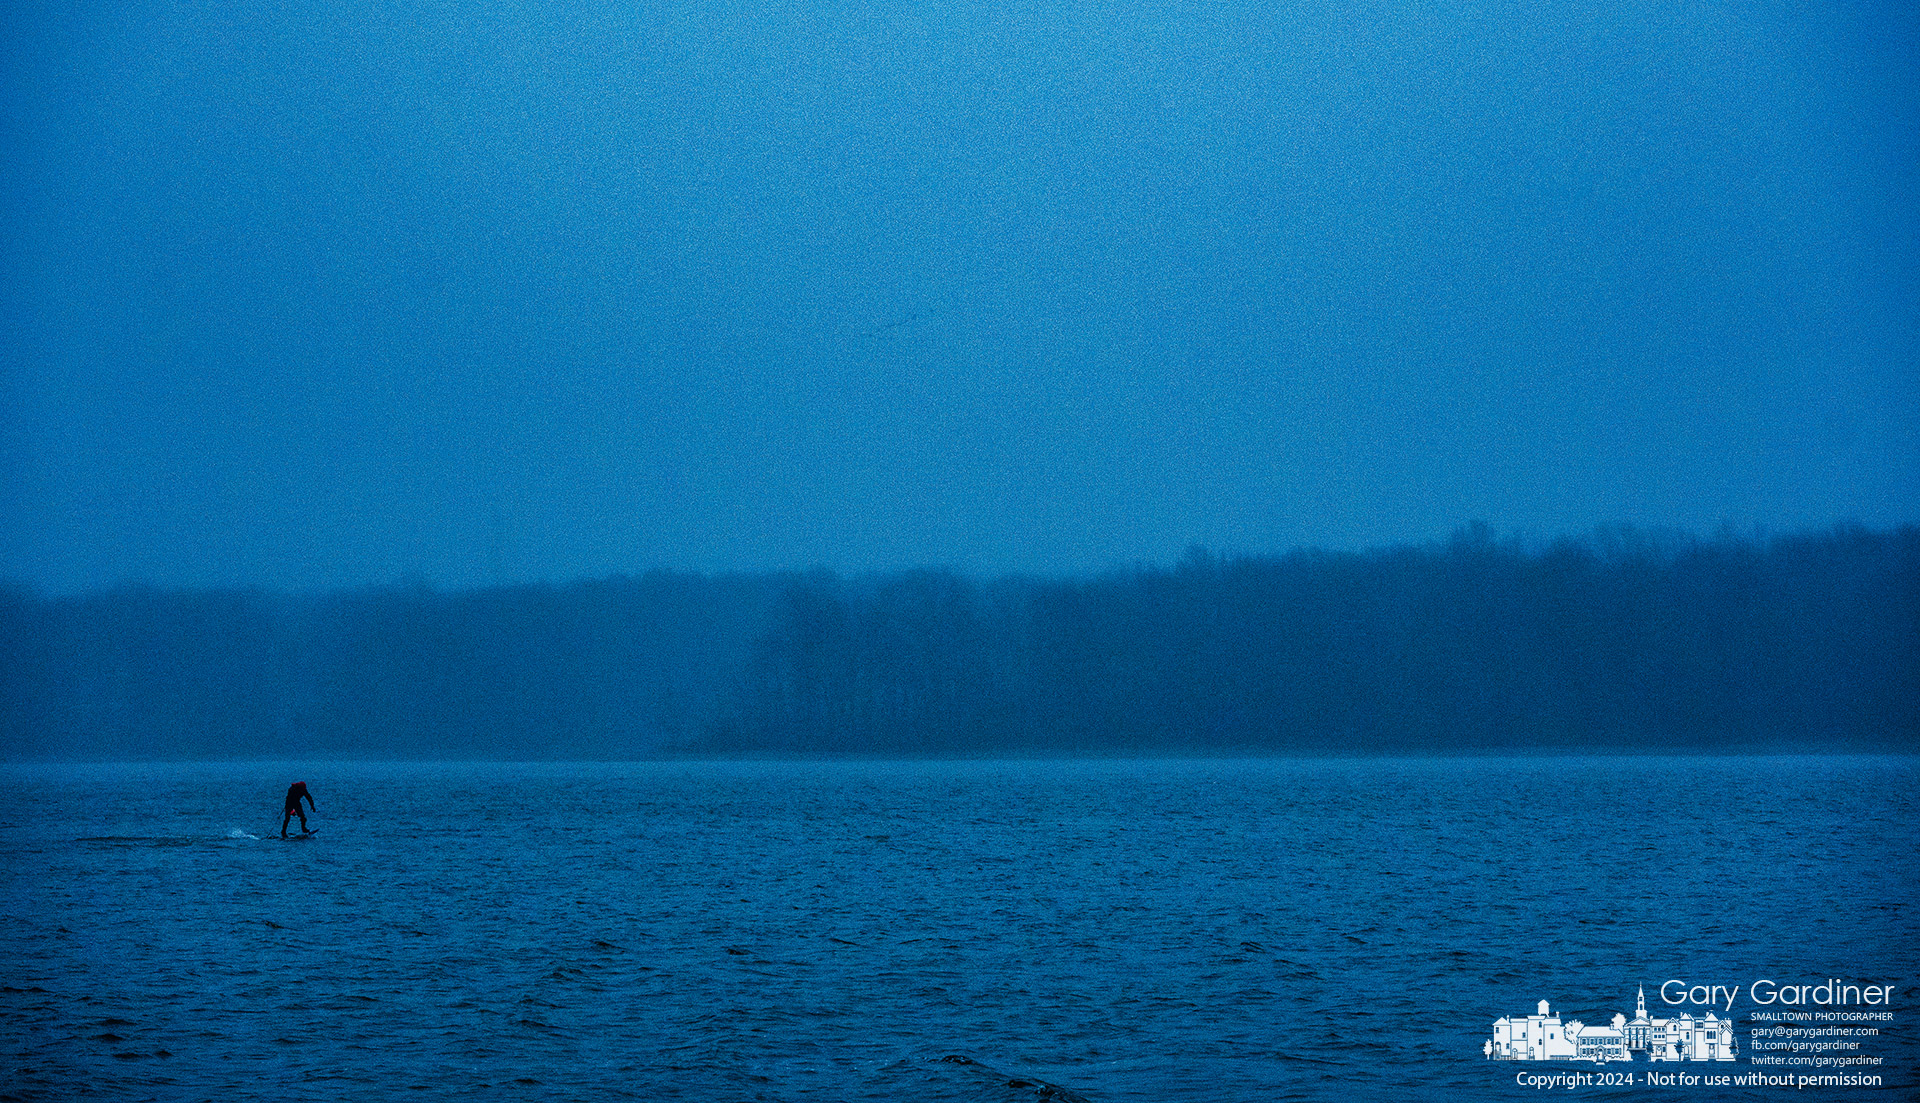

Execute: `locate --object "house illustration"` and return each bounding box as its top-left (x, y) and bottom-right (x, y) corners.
top-left (1486, 987), bottom-right (1737, 1063)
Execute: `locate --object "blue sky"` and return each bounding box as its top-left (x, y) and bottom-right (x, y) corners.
top-left (4, 0), bottom-right (1915, 592)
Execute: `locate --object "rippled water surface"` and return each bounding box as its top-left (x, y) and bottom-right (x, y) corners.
top-left (3, 756), bottom-right (1916, 1101)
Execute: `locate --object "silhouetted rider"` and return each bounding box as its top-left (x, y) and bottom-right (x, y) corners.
top-left (282, 781), bottom-right (316, 837)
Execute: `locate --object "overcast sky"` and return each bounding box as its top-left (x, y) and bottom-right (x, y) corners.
top-left (4, 0), bottom-right (1915, 593)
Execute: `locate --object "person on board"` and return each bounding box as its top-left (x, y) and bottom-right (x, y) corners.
top-left (281, 781), bottom-right (316, 837)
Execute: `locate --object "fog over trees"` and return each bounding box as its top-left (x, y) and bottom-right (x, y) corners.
top-left (4, 527), bottom-right (1914, 759)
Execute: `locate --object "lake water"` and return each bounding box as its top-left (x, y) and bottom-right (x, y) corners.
top-left (2, 756), bottom-right (1915, 1101)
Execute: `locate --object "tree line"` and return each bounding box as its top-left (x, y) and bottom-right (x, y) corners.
top-left (0, 573), bottom-right (777, 759)
top-left (3, 526), bottom-right (1914, 759)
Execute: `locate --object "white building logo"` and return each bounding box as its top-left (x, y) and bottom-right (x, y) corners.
top-left (1487, 987), bottom-right (1738, 1063)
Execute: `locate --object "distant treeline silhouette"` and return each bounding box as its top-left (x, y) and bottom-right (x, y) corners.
top-left (3, 526), bottom-right (1915, 759)
top-left (0, 573), bottom-right (777, 759)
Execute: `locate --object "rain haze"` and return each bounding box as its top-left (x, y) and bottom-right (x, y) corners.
top-left (4, 0), bottom-right (1915, 594)
top-left (5, 7), bottom-right (1920, 1099)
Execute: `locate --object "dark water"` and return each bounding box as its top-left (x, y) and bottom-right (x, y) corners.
top-left (2, 756), bottom-right (1915, 1101)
